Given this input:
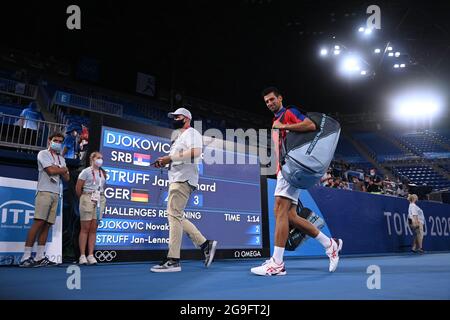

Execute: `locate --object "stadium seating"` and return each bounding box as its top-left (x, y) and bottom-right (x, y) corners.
top-left (44, 82), bottom-right (171, 128)
top-left (391, 165), bottom-right (450, 190)
top-left (334, 135), bottom-right (366, 163)
top-left (429, 130), bottom-right (450, 146)
top-left (394, 131), bottom-right (449, 158)
top-left (351, 132), bottom-right (407, 162)
top-left (440, 163), bottom-right (450, 175)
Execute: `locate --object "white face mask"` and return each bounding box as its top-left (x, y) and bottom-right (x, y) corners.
top-left (94, 159), bottom-right (103, 167)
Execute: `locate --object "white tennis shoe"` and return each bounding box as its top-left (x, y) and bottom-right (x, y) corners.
top-left (326, 238), bottom-right (343, 272)
top-left (250, 257), bottom-right (286, 276)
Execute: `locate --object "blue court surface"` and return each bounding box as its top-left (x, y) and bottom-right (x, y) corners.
top-left (1, 253), bottom-right (449, 300)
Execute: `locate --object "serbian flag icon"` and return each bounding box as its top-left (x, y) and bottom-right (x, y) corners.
top-left (131, 189), bottom-right (149, 203)
top-left (133, 153), bottom-right (151, 166)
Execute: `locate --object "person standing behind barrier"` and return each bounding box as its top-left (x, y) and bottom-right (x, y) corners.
top-left (16, 102), bottom-right (44, 146)
top-left (75, 152), bottom-right (107, 265)
top-left (19, 132), bottom-right (69, 267)
top-left (62, 125), bottom-right (81, 159)
top-left (407, 194), bottom-right (425, 254)
top-left (150, 107), bottom-right (217, 273)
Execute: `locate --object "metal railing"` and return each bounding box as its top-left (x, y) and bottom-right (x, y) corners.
top-left (0, 113), bottom-right (68, 151)
top-left (0, 77), bottom-right (38, 99)
top-left (53, 91), bottom-right (123, 117)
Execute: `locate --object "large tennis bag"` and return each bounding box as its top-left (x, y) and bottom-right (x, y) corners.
top-left (280, 110), bottom-right (341, 189)
top-left (285, 204), bottom-right (325, 251)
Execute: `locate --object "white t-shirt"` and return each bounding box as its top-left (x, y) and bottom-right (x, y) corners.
top-left (408, 203), bottom-right (425, 225)
top-left (37, 149), bottom-right (66, 195)
top-left (78, 167), bottom-right (106, 193)
top-left (168, 127), bottom-right (202, 187)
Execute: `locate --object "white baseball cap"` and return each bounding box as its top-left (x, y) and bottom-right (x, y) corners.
top-left (168, 107), bottom-right (192, 119)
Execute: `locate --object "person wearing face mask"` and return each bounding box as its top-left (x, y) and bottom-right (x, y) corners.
top-left (150, 107), bottom-right (218, 272)
top-left (369, 168), bottom-right (382, 188)
top-left (19, 132), bottom-right (70, 267)
top-left (76, 152), bottom-right (107, 265)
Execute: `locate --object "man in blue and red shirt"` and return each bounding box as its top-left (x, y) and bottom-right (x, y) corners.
top-left (251, 87), bottom-right (343, 276)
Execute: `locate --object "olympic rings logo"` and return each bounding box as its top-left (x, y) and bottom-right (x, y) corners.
top-left (94, 250), bottom-right (117, 262)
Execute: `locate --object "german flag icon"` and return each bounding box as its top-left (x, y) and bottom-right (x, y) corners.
top-left (131, 189), bottom-right (149, 203)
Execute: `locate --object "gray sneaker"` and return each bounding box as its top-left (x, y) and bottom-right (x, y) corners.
top-left (34, 256), bottom-right (58, 267)
top-left (203, 240), bottom-right (218, 268)
top-left (150, 259), bottom-right (181, 272)
top-left (19, 257), bottom-right (36, 268)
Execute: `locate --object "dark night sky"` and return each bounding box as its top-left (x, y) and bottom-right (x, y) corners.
top-left (1, 0), bottom-right (449, 117)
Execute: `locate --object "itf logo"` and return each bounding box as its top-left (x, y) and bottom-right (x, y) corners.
top-left (0, 200), bottom-right (34, 226)
top-left (0, 200), bottom-right (34, 242)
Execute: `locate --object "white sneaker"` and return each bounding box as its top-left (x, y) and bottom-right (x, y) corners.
top-left (326, 238), bottom-right (343, 272)
top-left (250, 257), bottom-right (286, 276)
top-left (79, 255), bottom-right (87, 265)
top-left (150, 259), bottom-right (181, 272)
top-left (87, 255), bottom-right (97, 265)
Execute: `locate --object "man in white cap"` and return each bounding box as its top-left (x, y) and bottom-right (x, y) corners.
top-left (151, 107), bottom-right (218, 272)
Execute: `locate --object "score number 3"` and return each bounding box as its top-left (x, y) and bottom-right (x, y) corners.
top-left (163, 193), bottom-right (203, 207)
top-left (190, 194), bottom-right (203, 207)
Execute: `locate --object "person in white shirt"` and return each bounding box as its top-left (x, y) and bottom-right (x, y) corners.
top-left (76, 151), bottom-right (107, 265)
top-left (19, 132), bottom-right (70, 267)
top-left (150, 107), bottom-right (217, 273)
top-left (407, 194), bottom-right (425, 254)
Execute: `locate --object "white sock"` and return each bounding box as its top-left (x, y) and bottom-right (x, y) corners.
top-left (272, 246), bottom-right (285, 264)
top-left (315, 232), bottom-right (332, 249)
top-left (21, 247), bottom-right (32, 262)
top-left (35, 245), bottom-right (45, 261)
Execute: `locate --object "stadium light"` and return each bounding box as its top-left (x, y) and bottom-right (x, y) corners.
top-left (364, 28), bottom-right (372, 35)
top-left (388, 52), bottom-right (394, 57)
top-left (334, 45), bottom-right (340, 50)
top-left (343, 57), bottom-right (360, 71)
top-left (333, 49), bottom-right (341, 55)
top-left (358, 27), bottom-right (365, 33)
top-left (360, 70), bottom-right (367, 75)
top-left (400, 64), bottom-right (406, 68)
top-left (339, 55), bottom-right (362, 75)
top-left (374, 48), bottom-right (381, 54)
top-left (391, 88), bottom-right (444, 121)
top-left (394, 64), bottom-right (400, 69)
top-left (387, 46), bottom-right (393, 51)
top-left (320, 48), bottom-right (328, 56)
top-left (395, 52), bottom-right (401, 57)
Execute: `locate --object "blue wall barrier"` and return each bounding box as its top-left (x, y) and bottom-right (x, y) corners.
top-left (0, 163), bottom-right (38, 180)
top-left (267, 179), bottom-right (450, 256)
